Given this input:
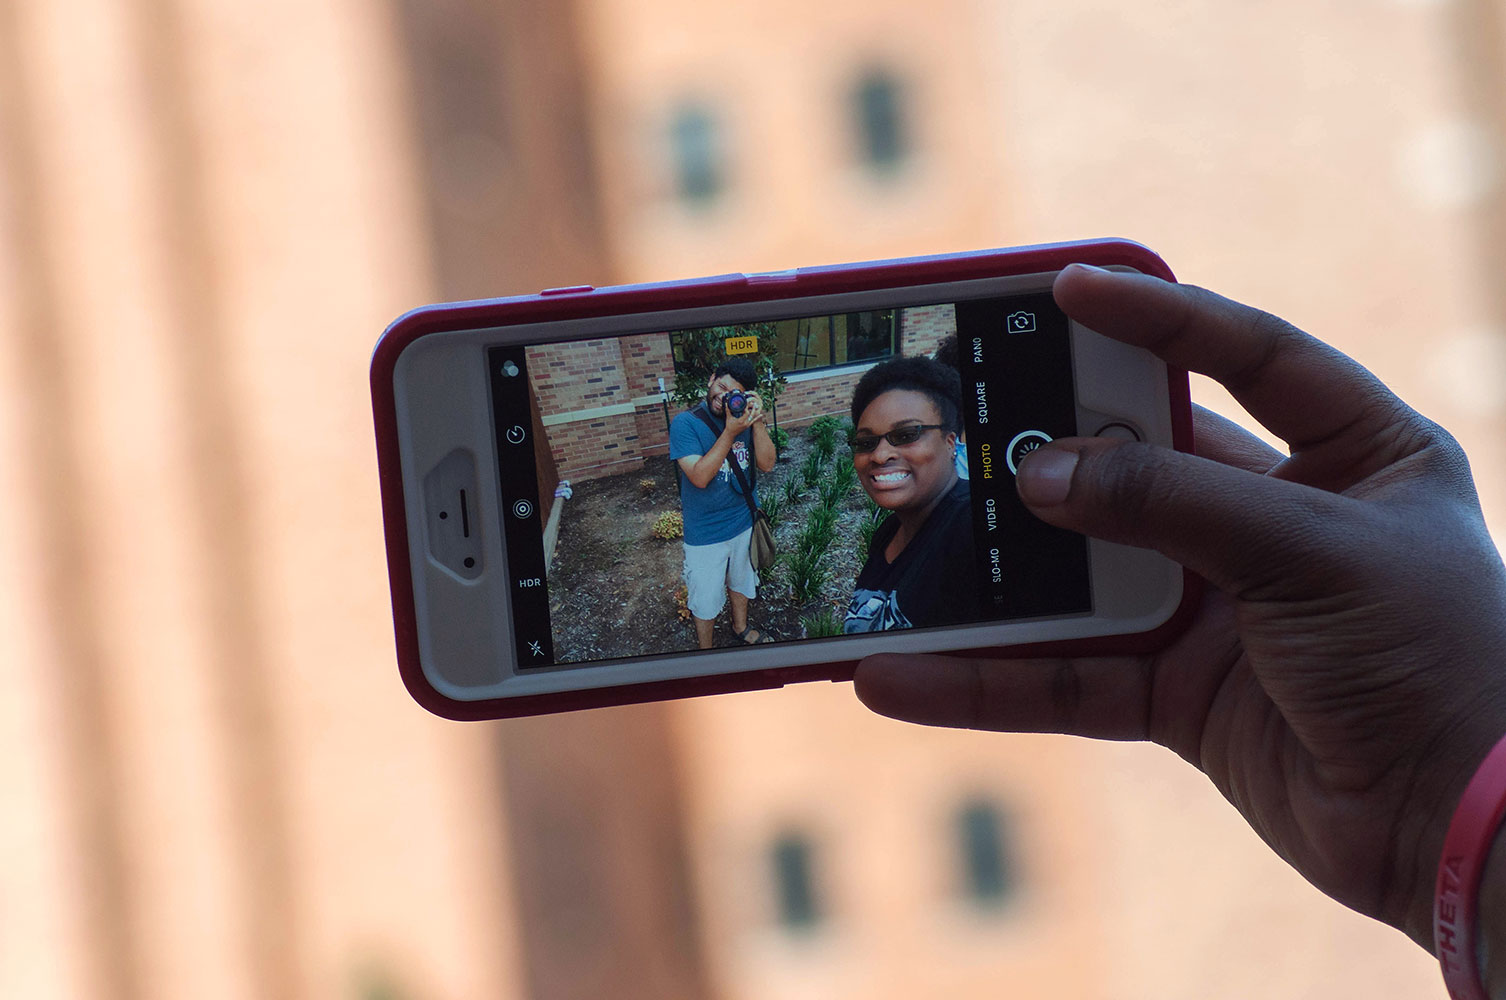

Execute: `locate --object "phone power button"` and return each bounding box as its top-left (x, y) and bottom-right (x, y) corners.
top-left (1095, 421), bottom-right (1142, 442)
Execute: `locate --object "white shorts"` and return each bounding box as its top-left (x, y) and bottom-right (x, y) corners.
top-left (683, 527), bottom-right (759, 621)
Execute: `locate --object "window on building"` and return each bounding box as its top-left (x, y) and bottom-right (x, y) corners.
top-left (773, 310), bottom-right (896, 373)
top-left (955, 800), bottom-right (1017, 908)
top-left (669, 102), bottom-right (722, 203)
top-left (852, 69), bottom-right (908, 171)
top-left (770, 831), bottom-right (821, 930)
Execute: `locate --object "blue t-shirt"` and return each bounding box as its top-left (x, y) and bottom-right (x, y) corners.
top-left (670, 406), bottom-right (757, 546)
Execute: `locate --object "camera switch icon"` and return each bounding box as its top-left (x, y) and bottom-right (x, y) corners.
top-left (1007, 310), bottom-right (1037, 334)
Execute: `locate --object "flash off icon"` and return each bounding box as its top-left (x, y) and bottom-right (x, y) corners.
top-left (1006, 310), bottom-right (1036, 334)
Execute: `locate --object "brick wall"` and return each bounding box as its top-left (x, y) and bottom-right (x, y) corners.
top-left (620, 333), bottom-right (673, 398)
top-left (527, 305), bottom-right (960, 481)
top-left (631, 403), bottom-right (668, 455)
top-left (624, 334), bottom-right (677, 462)
top-left (539, 409), bottom-right (645, 481)
top-left (528, 340), bottom-right (639, 481)
top-left (527, 338), bottom-right (630, 413)
top-left (774, 367), bottom-right (867, 429)
top-left (773, 304), bottom-right (957, 431)
top-left (898, 303), bottom-right (956, 358)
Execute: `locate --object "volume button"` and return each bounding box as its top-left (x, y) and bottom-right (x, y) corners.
top-left (539, 284), bottom-right (595, 296)
top-left (743, 269), bottom-right (799, 285)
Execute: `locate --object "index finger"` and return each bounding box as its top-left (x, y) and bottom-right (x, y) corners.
top-left (1054, 265), bottom-right (1413, 454)
top-left (853, 650), bottom-right (1153, 741)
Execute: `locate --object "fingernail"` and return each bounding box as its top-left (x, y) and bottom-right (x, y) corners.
top-left (1068, 263), bottom-right (1108, 274)
top-left (1016, 448), bottom-right (1078, 506)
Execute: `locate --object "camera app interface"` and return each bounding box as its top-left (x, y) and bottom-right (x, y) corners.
top-left (489, 291), bottom-right (1091, 667)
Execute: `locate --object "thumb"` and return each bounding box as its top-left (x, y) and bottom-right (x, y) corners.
top-left (1015, 438), bottom-right (1354, 597)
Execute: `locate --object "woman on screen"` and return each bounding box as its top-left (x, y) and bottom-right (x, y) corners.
top-left (844, 357), bottom-right (979, 633)
top-left (932, 333), bottom-right (970, 480)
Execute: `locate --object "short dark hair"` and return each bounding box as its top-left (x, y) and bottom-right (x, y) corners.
top-left (850, 356), bottom-right (962, 434)
top-left (933, 333), bottom-right (959, 372)
top-left (712, 357), bottom-right (756, 390)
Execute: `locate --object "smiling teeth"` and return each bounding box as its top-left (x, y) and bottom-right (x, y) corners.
top-left (874, 472), bottom-right (910, 482)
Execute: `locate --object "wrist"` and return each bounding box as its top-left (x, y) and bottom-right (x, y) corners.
top-left (1436, 731), bottom-right (1506, 999)
top-left (1479, 826), bottom-right (1506, 998)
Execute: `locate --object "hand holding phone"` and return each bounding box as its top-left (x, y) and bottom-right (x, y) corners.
top-left (856, 264), bottom-right (1506, 960)
top-left (370, 240), bottom-right (1197, 720)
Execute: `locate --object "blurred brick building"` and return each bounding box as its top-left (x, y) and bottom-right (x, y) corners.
top-left (2, 1), bottom-right (1503, 1000)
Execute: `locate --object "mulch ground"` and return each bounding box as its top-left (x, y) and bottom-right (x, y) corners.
top-left (547, 427), bottom-right (876, 662)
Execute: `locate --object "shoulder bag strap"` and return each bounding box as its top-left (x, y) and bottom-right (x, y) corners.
top-left (691, 405), bottom-right (758, 515)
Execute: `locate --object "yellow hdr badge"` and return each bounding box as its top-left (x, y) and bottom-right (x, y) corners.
top-left (724, 335), bottom-right (758, 355)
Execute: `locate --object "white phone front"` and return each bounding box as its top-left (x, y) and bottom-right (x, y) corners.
top-left (373, 242), bottom-right (1196, 719)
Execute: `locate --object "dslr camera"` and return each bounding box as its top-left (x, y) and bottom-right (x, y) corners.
top-left (724, 390), bottom-right (748, 418)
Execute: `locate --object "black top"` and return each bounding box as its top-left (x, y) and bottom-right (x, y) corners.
top-left (844, 479), bottom-right (979, 632)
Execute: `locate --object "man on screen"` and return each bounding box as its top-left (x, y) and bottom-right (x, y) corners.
top-left (670, 358), bottom-right (777, 648)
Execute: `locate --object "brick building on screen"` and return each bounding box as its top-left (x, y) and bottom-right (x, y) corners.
top-left (526, 303), bottom-right (956, 483)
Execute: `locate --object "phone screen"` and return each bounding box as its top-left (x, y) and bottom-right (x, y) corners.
top-left (487, 291), bottom-right (1090, 667)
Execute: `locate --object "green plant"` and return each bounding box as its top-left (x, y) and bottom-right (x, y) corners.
top-left (818, 473), bottom-right (847, 509)
top-left (819, 458), bottom-right (856, 504)
top-left (760, 492), bottom-right (784, 528)
top-left (799, 502), bottom-right (839, 553)
top-left (832, 458), bottom-right (858, 495)
top-left (666, 322), bottom-right (789, 418)
top-left (650, 510), bottom-right (684, 539)
top-left (770, 426), bottom-right (790, 455)
top-left (800, 450), bottom-right (826, 490)
top-left (800, 604), bottom-right (844, 638)
top-left (807, 415), bottom-right (843, 445)
top-left (841, 420), bottom-right (856, 449)
top-left (780, 476), bottom-right (805, 506)
top-left (787, 545), bottom-right (829, 603)
top-left (858, 505), bottom-right (891, 563)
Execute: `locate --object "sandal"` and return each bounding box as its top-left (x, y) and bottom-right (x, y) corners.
top-left (732, 625), bottom-right (773, 644)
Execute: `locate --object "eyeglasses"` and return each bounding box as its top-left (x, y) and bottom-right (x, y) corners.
top-left (851, 424), bottom-right (947, 454)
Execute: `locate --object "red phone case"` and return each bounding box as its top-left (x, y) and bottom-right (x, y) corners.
top-left (371, 238), bottom-right (1199, 720)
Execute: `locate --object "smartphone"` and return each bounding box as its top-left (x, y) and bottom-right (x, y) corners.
top-left (372, 239), bottom-right (1196, 720)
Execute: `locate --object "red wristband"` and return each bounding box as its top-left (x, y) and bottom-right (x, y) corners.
top-left (1437, 732), bottom-right (1506, 1000)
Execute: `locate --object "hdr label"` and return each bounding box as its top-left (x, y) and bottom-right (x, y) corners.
top-left (724, 335), bottom-right (758, 355)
